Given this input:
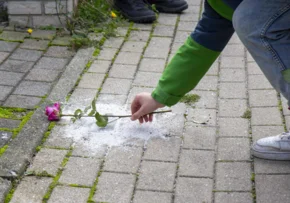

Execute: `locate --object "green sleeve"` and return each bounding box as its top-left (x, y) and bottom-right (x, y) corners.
top-left (207, 0), bottom-right (234, 21)
top-left (151, 37), bottom-right (220, 106)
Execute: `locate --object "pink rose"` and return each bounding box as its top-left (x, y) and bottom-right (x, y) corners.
top-left (45, 102), bottom-right (61, 121)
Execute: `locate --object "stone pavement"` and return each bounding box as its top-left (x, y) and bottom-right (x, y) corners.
top-left (1, 0), bottom-right (290, 202)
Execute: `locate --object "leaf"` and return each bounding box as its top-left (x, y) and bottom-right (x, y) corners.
top-left (74, 109), bottom-right (83, 119)
top-left (95, 112), bottom-right (108, 127)
top-left (88, 98), bottom-right (96, 116)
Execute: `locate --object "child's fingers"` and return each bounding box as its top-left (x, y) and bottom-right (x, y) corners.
top-left (149, 113), bottom-right (153, 122)
top-left (143, 115), bottom-right (149, 122)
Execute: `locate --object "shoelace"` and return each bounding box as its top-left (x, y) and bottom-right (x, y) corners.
top-left (280, 132), bottom-right (290, 140)
top-left (127, 0), bottom-right (149, 10)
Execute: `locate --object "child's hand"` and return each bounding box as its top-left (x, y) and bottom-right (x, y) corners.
top-left (131, 92), bottom-right (165, 123)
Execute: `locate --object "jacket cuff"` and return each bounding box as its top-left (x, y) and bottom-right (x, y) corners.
top-left (151, 86), bottom-right (181, 107)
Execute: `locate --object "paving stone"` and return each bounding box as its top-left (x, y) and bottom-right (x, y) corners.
top-left (251, 107), bottom-right (282, 126)
top-left (220, 68), bottom-right (246, 82)
top-left (115, 52), bottom-right (142, 65)
top-left (194, 76), bottom-right (218, 91)
top-left (220, 57), bottom-right (245, 68)
top-left (97, 47), bottom-right (118, 60)
top-left (25, 68), bottom-right (60, 82)
top-left (179, 12), bottom-right (200, 21)
top-left (133, 71), bottom-right (162, 87)
top-left (20, 39), bottom-right (49, 51)
top-left (48, 186), bottom-right (90, 203)
top-left (187, 108), bottom-right (216, 126)
top-left (254, 158), bottom-right (290, 174)
top-left (3, 95), bottom-right (42, 109)
top-left (0, 70), bottom-right (24, 86)
top-left (157, 14), bottom-right (178, 25)
top-left (0, 118), bottom-right (21, 129)
top-left (281, 95), bottom-right (290, 116)
top-left (218, 99), bottom-right (247, 117)
top-left (0, 41), bottom-right (19, 52)
top-left (177, 21), bottom-right (197, 31)
top-left (88, 60), bottom-right (111, 73)
top-left (174, 31), bottom-right (191, 43)
top-left (218, 118), bottom-right (249, 137)
top-left (103, 146), bottom-right (142, 173)
top-left (0, 59), bottom-right (34, 73)
top-left (133, 190), bottom-right (172, 203)
top-left (127, 86), bottom-right (155, 104)
top-left (128, 30), bottom-right (150, 41)
top-left (179, 149), bottom-right (214, 177)
top-left (51, 36), bottom-right (71, 46)
top-left (144, 137), bottom-right (181, 162)
top-left (31, 30), bottom-right (56, 40)
top-left (137, 161), bottom-right (176, 191)
top-left (72, 143), bottom-right (107, 158)
top-left (228, 33), bottom-right (242, 44)
top-left (13, 81), bottom-right (51, 96)
top-left (170, 42), bottom-right (183, 54)
top-left (248, 75), bottom-right (273, 89)
top-left (117, 27), bottom-right (129, 36)
top-left (93, 172), bottom-right (135, 203)
top-left (132, 23), bottom-right (153, 31)
top-left (188, 90), bottom-right (217, 109)
top-left (153, 25), bottom-right (175, 37)
top-left (167, 53), bottom-right (175, 63)
top-left (0, 178), bottom-right (11, 203)
top-left (101, 78), bottom-right (132, 94)
top-left (10, 49), bottom-right (42, 62)
top-left (252, 125), bottom-right (284, 142)
top-left (207, 61), bottom-right (219, 75)
top-left (256, 175), bottom-right (290, 203)
top-left (186, 5), bottom-right (201, 13)
top-left (247, 51), bottom-right (255, 62)
top-left (109, 64), bottom-right (137, 79)
top-left (247, 62), bottom-right (263, 75)
top-left (45, 46), bottom-right (75, 58)
top-left (139, 58), bottom-right (166, 73)
top-left (183, 124), bottom-right (216, 149)
top-left (215, 192), bottom-right (252, 203)
top-left (121, 41), bottom-right (147, 53)
top-left (0, 86), bottom-right (12, 101)
top-left (103, 37), bottom-right (124, 48)
top-left (0, 52), bottom-right (9, 63)
top-left (285, 116), bottom-right (290, 130)
top-left (67, 88), bottom-right (98, 106)
top-left (10, 176), bottom-right (52, 203)
top-left (78, 73), bottom-right (105, 89)
top-left (59, 157), bottom-right (101, 186)
top-left (222, 44), bottom-right (244, 56)
top-left (175, 177), bottom-right (213, 203)
top-left (44, 126), bottom-right (74, 149)
top-left (217, 138), bottom-right (250, 161)
top-left (144, 37), bottom-right (171, 59)
top-left (28, 148), bottom-right (67, 176)
top-left (219, 82), bottom-right (247, 99)
top-left (97, 94), bottom-right (127, 105)
top-left (249, 90), bottom-right (278, 107)
top-left (0, 31), bottom-right (28, 42)
top-left (215, 162), bottom-right (251, 191)
top-left (35, 57), bottom-right (69, 70)
top-left (0, 131), bottom-right (12, 148)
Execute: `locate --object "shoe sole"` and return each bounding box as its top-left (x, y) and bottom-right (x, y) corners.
top-left (252, 149), bottom-right (290, 160)
top-left (156, 4), bottom-right (188, 13)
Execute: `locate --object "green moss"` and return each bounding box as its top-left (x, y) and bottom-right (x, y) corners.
top-left (251, 173), bottom-right (255, 181)
top-left (278, 100), bottom-right (283, 111)
top-left (93, 48), bottom-right (100, 57)
top-left (36, 146), bottom-right (42, 152)
top-left (68, 184), bottom-right (90, 188)
top-left (0, 107), bottom-right (26, 119)
top-left (4, 188), bottom-right (15, 203)
top-left (241, 109), bottom-right (251, 119)
top-left (88, 170), bottom-right (103, 201)
top-left (48, 122), bottom-right (56, 131)
top-left (180, 94), bottom-right (200, 105)
top-left (0, 145), bottom-right (8, 156)
top-left (12, 111), bottom-right (34, 139)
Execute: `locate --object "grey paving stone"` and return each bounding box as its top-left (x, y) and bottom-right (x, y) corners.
top-left (93, 172), bottom-right (135, 203)
top-left (228, 33), bottom-right (242, 44)
top-left (0, 71), bottom-right (23, 86)
top-left (187, 0), bottom-right (202, 5)
top-left (254, 158), bottom-right (290, 174)
top-left (247, 62), bottom-right (263, 75)
top-left (10, 49), bottom-right (42, 62)
top-left (72, 143), bottom-right (107, 158)
top-left (121, 41), bottom-right (147, 53)
top-left (167, 53), bottom-right (175, 63)
top-left (117, 27), bottom-right (129, 36)
top-left (170, 42), bottom-right (183, 54)
top-left (78, 73), bottom-right (105, 89)
top-left (0, 31), bottom-right (28, 42)
top-left (133, 71), bottom-right (162, 87)
top-left (187, 108), bottom-right (217, 126)
top-left (179, 149), bottom-right (214, 177)
top-left (249, 90), bottom-right (278, 107)
top-left (48, 186), bottom-right (90, 203)
top-left (0, 41), bottom-right (19, 52)
top-left (215, 192), bottom-right (252, 203)
top-left (251, 107), bottom-right (282, 126)
top-left (45, 46), bottom-right (75, 58)
top-left (175, 177), bottom-right (213, 203)
top-left (101, 78), bottom-right (132, 94)
top-left (217, 138), bottom-right (250, 161)
top-left (88, 60), bottom-right (111, 73)
top-left (144, 137), bottom-right (181, 162)
top-left (256, 175), bottom-right (290, 203)
top-left (218, 99), bottom-right (247, 117)
top-left (285, 116), bottom-right (290, 130)
top-left (207, 61), bottom-right (219, 75)
top-left (97, 47), bottom-right (118, 60)
top-left (115, 52), bottom-right (142, 65)
top-left (248, 75), bottom-right (273, 89)
top-left (103, 146), bottom-right (142, 173)
top-left (31, 30), bottom-right (56, 40)
top-left (220, 57), bottom-right (245, 68)
top-left (10, 176), bottom-right (52, 203)
top-left (183, 124), bottom-right (216, 149)
top-left (28, 148), bottom-right (67, 176)
top-left (13, 81), bottom-right (51, 96)
top-left (144, 37), bottom-right (172, 59)
top-left (0, 118), bottom-right (21, 129)
top-left (133, 191), bottom-right (172, 203)
top-left (34, 57), bottom-right (69, 70)
top-left (20, 39), bottom-right (49, 51)
top-left (59, 157), bottom-right (101, 186)
top-left (189, 90), bottom-right (217, 109)
top-left (252, 125), bottom-right (284, 142)
top-left (51, 36), bottom-right (71, 46)
top-left (44, 126), bottom-right (74, 149)
top-left (109, 64), bottom-right (137, 79)
top-left (281, 95), bottom-right (290, 116)
top-left (194, 76), bottom-right (218, 91)
top-left (177, 21), bottom-right (197, 31)
top-left (0, 178), bottom-right (11, 203)
top-left (186, 5), bottom-right (201, 13)
top-left (220, 68), bottom-right (246, 82)
top-left (0, 86), bottom-right (12, 101)
top-left (67, 88), bottom-right (98, 106)
top-left (0, 59), bottom-right (34, 73)
top-left (219, 82), bottom-right (247, 99)
top-left (218, 118), bottom-right (249, 137)
top-left (174, 31), bottom-right (191, 43)
top-left (179, 12), bottom-right (200, 21)
top-left (157, 14), bottom-right (178, 25)
top-left (25, 68), bottom-right (60, 82)
top-left (97, 94), bottom-right (127, 105)
top-left (0, 131), bottom-right (12, 148)
top-left (137, 161), bottom-right (176, 191)
top-left (222, 44), bottom-right (244, 56)
top-left (132, 23), bottom-right (153, 31)
top-left (247, 51), bottom-right (255, 62)
top-left (3, 95), bottom-right (42, 109)
top-left (153, 25), bottom-right (175, 37)
top-left (0, 52), bottom-right (9, 63)
top-left (103, 37), bottom-right (124, 48)
top-left (128, 30), bottom-right (150, 41)
top-left (139, 58), bottom-right (166, 73)
top-left (127, 86), bottom-right (155, 104)
top-left (215, 162), bottom-right (251, 191)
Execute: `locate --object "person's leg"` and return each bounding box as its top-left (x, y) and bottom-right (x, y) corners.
top-left (233, 0), bottom-right (290, 160)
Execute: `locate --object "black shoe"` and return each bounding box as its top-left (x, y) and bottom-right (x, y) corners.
top-left (147, 0), bottom-right (188, 13)
top-left (114, 0), bottom-right (156, 23)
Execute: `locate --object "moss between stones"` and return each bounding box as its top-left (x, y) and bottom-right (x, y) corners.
top-left (0, 107), bottom-right (26, 119)
top-left (179, 94), bottom-right (200, 105)
top-left (88, 170), bottom-right (103, 202)
top-left (0, 145), bottom-right (8, 156)
top-left (241, 109), bottom-right (251, 119)
top-left (12, 111), bottom-right (34, 139)
top-left (4, 187), bottom-right (15, 203)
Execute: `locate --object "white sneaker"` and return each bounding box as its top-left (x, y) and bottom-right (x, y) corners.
top-left (252, 132), bottom-right (290, 160)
